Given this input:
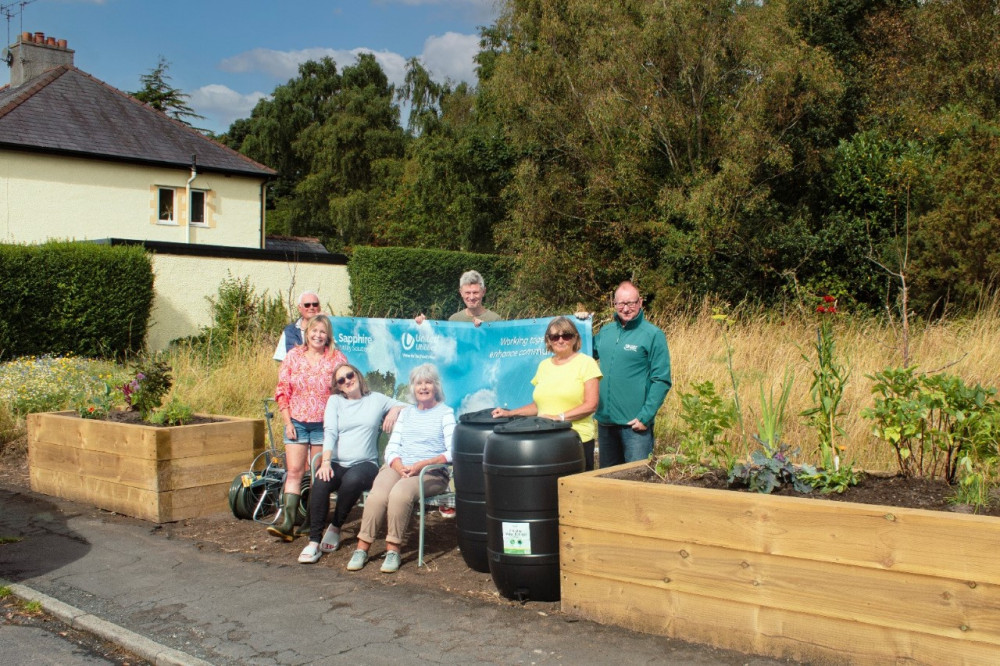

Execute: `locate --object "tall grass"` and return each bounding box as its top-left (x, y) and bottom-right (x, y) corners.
top-left (653, 300), bottom-right (1000, 472)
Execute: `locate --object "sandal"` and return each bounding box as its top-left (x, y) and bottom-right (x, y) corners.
top-left (297, 542), bottom-right (321, 564)
top-left (320, 525), bottom-right (341, 553)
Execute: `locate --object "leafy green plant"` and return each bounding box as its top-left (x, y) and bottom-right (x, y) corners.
top-left (149, 397), bottom-right (195, 426)
top-left (121, 358), bottom-right (173, 421)
top-left (756, 369), bottom-right (794, 448)
top-left (711, 310), bottom-right (746, 442)
top-left (801, 297), bottom-right (848, 472)
top-left (863, 367), bottom-right (1000, 483)
top-left (728, 439), bottom-right (816, 494)
top-left (676, 380), bottom-right (738, 470)
top-left (75, 382), bottom-right (115, 420)
top-left (950, 455), bottom-right (996, 511)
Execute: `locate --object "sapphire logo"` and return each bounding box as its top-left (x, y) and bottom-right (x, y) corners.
top-left (401, 332), bottom-right (416, 351)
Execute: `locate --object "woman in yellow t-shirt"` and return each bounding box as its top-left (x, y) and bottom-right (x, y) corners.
top-left (492, 316), bottom-right (602, 470)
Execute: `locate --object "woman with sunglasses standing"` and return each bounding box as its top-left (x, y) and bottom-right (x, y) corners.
top-left (269, 315), bottom-right (347, 541)
top-left (298, 363), bottom-right (406, 563)
top-left (492, 316), bottom-right (602, 470)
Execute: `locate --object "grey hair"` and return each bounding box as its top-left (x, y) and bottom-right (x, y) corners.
top-left (459, 270), bottom-right (485, 290)
top-left (297, 290), bottom-right (319, 305)
top-left (409, 363), bottom-right (445, 403)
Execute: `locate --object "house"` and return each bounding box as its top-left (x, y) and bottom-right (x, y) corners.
top-left (0, 32), bottom-right (351, 350)
top-left (0, 31), bottom-right (275, 248)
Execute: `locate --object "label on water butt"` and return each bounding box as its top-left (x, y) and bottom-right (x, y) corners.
top-left (501, 522), bottom-right (532, 554)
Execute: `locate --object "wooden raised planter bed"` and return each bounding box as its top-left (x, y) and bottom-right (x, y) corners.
top-left (559, 460), bottom-right (1000, 665)
top-left (28, 411), bottom-right (265, 523)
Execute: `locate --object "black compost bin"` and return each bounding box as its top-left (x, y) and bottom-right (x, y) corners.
top-left (453, 408), bottom-right (510, 572)
top-left (484, 417), bottom-right (583, 602)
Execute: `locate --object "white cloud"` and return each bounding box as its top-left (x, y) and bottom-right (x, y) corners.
top-left (420, 32), bottom-right (480, 84)
top-left (220, 47), bottom-right (409, 87)
top-left (189, 84), bottom-right (266, 130)
top-left (459, 388), bottom-right (497, 416)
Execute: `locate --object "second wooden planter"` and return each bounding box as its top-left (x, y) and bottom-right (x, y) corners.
top-left (28, 411), bottom-right (265, 523)
top-left (559, 461), bottom-right (1000, 665)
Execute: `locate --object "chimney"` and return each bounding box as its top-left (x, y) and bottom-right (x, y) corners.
top-left (8, 31), bottom-right (75, 87)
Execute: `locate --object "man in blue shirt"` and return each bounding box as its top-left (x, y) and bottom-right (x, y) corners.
top-left (273, 291), bottom-right (322, 362)
top-left (593, 281), bottom-right (672, 467)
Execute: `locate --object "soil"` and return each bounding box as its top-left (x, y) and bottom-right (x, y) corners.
top-left (99, 410), bottom-right (221, 427)
top-left (607, 461), bottom-right (1000, 517)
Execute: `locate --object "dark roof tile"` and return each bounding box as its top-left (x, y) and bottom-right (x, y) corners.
top-left (0, 66), bottom-right (275, 177)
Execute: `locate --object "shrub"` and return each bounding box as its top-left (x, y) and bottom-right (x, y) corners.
top-left (348, 246), bottom-right (516, 317)
top-left (0, 242), bottom-right (153, 359)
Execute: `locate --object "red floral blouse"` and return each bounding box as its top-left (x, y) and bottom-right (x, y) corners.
top-left (274, 346), bottom-right (348, 423)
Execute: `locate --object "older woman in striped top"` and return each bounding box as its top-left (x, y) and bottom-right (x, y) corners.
top-left (345, 363), bottom-right (454, 573)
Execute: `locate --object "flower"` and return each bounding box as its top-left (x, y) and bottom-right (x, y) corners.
top-left (823, 295), bottom-right (836, 303)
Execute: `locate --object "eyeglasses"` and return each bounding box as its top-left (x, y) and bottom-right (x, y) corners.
top-left (301, 302), bottom-right (320, 308)
top-left (547, 332), bottom-right (576, 342)
top-left (614, 299), bottom-right (641, 309)
top-left (336, 371), bottom-right (356, 385)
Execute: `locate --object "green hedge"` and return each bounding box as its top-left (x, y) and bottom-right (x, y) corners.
top-left (348, 247), bottom-right (515, 318)
top-left (0, 242), bottom-right (154, 359)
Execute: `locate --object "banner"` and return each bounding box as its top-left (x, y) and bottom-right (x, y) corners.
top-left (328, 316), bottom-right (593, 416)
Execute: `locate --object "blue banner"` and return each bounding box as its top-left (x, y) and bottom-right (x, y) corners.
top-left (328, 316), bottom-right (593, 416)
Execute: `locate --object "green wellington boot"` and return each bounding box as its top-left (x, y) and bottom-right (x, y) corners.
top-left (266, 492), bottom-right (300, 542)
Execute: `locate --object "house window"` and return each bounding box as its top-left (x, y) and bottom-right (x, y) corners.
top-left (158, 188), bottom-right (175, 222)
top-left (190, 190), bottom-right (206, 225)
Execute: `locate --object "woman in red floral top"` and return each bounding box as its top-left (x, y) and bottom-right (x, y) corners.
top-left (268, 315), bottom-right (348, 541)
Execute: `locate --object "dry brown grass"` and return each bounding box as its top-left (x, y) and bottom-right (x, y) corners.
top-left (168, 340), bottom-right (279, 420)
top-left (651, 301), bottom-right (1000, 472)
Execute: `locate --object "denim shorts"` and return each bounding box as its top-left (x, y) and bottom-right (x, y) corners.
top-left (285, 419), bottom-right (323, 446)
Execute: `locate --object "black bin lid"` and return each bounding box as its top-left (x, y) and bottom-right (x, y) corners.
top-left (493, 416), bottom-right (573, 433)
top-left (459, 408), bottom-right (511, 425)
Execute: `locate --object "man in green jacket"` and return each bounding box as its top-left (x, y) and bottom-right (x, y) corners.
top-left (593, 281), bottom-right (672, 467)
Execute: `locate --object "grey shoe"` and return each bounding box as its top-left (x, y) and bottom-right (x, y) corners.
top-left (320, 525), bottom-right (341, 552)
top-left (297, 542), bottom-right (321, 564)
top-left (346, 549), bottom-right (369, 571)
top-left (380, 550), bottom-right (401, 573)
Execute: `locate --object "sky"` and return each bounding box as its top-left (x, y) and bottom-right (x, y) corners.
top-left (1, 0), bottom-right (500, 134)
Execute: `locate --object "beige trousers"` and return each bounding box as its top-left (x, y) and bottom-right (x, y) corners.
top-left (357, 465), bottom-right (448, 547)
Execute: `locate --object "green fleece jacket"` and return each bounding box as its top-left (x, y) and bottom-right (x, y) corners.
top-left (593, 310), bottom-right (672, 426)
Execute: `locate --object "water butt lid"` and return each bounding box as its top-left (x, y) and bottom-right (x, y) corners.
top-left (493, 416), bottom-right (573, 433)
top-left (459, 408), bottom-right (511, 425)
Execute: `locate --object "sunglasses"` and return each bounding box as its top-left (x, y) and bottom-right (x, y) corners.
top-left (547, 332), bottom-right (576, 342)
top-left (301, 302), bottom-right (320, 308)
top-left (336, 371), bottom-right (356, 385)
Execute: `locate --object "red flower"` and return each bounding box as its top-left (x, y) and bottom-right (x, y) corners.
top-left (823, 295), bottom-right (836, 303)
top-left (828, 307), bottom-right (838, 314)
top-left (88, 406), bottom-right (95, 412)
top-left (816, 306), bottom-right (827, 313)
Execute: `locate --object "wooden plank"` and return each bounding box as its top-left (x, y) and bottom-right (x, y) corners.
top-left (157, 417), bottom-right (262, 459)
top-left (155, 483), bottom-right (232, 521)
top-left (560, 464), bottom-right (1000, 585)
top-left (561, 524), bottom-right (1000, 644)
top-left (562, 570), bottom-right (1000, 665)
top-left (157, 450), bottom-right (257, 491)
top-left (30, 466), bottom-right (160, 522)
top-left (29, 440), bottom-right (159, 491)
top-left (28, 412), bottom-right (158, 459)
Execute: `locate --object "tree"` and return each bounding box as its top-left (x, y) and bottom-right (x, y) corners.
top-left (374, 59), bottom-right (514, 253)
top-left (130, 56), bottom-right (205, 127)
top-left (484, 0), bottom-right (843, 309)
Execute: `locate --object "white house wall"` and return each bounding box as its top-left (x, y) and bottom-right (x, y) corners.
top-left (149, 254), bottom-right (351, 350)
top-left (0, 150), bottom-right (264, 248)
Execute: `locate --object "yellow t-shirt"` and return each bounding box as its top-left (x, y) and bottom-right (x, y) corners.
top-left (531, 353), bottom-right (603, 442)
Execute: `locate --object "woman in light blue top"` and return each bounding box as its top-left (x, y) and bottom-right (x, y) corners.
top-left (298, 363), bottom-right (405, 564)
top-left (346, 363), bottom-right (455, 574)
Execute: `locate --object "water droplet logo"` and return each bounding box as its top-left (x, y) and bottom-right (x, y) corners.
top-left (401, 332), bottom-right (416, 351)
